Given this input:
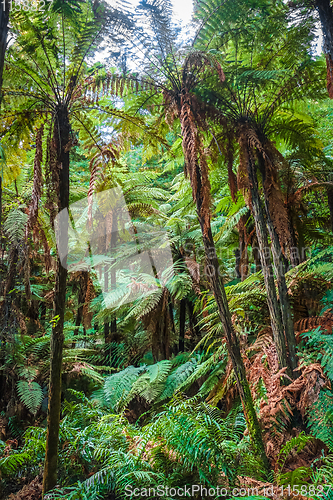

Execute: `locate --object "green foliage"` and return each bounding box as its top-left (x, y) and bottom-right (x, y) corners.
top-left (0, 452), bottom-right (30, 477)
top-left (276, 432), bottom-right (313, 476)
top-left (4, 208), bottom-right (28, 245)
top-left (16, 380), bottom-right (43, 415)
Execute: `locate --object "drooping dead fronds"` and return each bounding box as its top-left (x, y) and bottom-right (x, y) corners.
top-left (27, 126), bottom-right (44, 232)
top-left (180, 94), bottom-right (211, 236)
top-left (82, 276), bottom-right (95, 330)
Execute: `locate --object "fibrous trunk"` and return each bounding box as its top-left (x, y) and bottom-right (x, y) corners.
top-left (258, 153), bottom-right (299, 378)
top-left (239, 132), bottom-right (289, 374)
top-left (0, 0), bottom-right (9, 97)
top-left (179, 97), bottom-right (270, 473)
top-left (43, 105), bottom-right (70, 495)
top-left (261, 182), bottom-right (298, 377)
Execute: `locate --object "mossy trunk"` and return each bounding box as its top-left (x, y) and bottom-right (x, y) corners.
top-left (42, 105), bottom-right (70, 495)
top-left (259, 155), bottom-right (299, 378)
top-left (75, 271), bottom-right (88, 334)
top-left (0, 1), bottom-right (9, 236)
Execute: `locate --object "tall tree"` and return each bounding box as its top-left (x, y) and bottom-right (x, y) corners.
top-left (192, 0), bottom-right (325, 377)
top-left (119, 0), bottom-right (270, 471)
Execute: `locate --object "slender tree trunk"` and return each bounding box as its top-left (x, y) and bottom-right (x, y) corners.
top-left (234, 248), bottom-right (241, 279)
top-left (0, 175), bottom-right (2, 244)
top-left (0, 0), bottom-right (9, 97)
top-left (327, 187), bottom-right (333, 232)
top-left (179, 100), bottom-right (270, 474)
top-left (201, 224), bottom-right (270, 472)
top-left (43, 105), bottom-right (70, 495)
top-left (179, 298), bottom-right (186, 352)
top-left (0, 245), bottom-right (18, 407)
top-left (239, 134), bottom-right (289, 374)
top-left (110, 214), bottom-right (117, 340)
top-left (0, 0), bottom-right (10, 238)
top-left (315, 0), bottom-right (333, 97)
top-left (103, 267), bottom-right (110, 346)
top-left (287, 210), bottom-right (300, 267)
top-left (75, 271), bottom-right (88, 334)
top-left (187, 300), bottom-right (200, 341)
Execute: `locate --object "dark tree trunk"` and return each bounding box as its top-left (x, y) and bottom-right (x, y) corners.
top-left (240, 134), bottom-right (289, 374)
top-left (110, 214), bottom-right (117, 341)
top-left (327, 187), bottom-right (333, 232)
top-left (75, 271), bottom-right (88, 334)
top-left (259, 155), bottom-right (299, 378)
top-left (234, 248), bottom-right (241, 279)
top-left (40, 301), bottom-right (47, 325)
top-left (0, 246), bottom-right (18, 407)
top-left (287, 211), bottom-right (300, 267)
top-left (316, 0), bottom-right (333, 97)
top-left (264, 202), bottom-right (299, 377)
top-left (43, 105), bottom-right (70, 495)
top-left (200, 224), bottom-right (270, 472)
top-left (103, 267), bottom-right (110, 346)
top-left (0, 1), bottom-right (10, 237)
top-left (0, 0), bottom-right (9, 96)
top-left (0, 176), bottom-right (2, 245)
top-left (252, 236), bottom-right (262, 272)
top-left (179, 299), bottom-right (186, 352)
top-left (187, 300), bottom-right (200, 342)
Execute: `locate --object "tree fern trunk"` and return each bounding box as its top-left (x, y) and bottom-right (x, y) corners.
top-left (257, 153), bottom-right (298, 378)
top-left (239, 134), bottom-right (289, 373)
top-left (262, 187), bottom-right (299, 378)
top-left (327, 187), bottom-right (333, 232)
top-left (187, 300), bottom-right (200, 343)
top-left (179, 100), bottom-right (270, 474)
top-left (75, 271), bottom-right (88, 335)
top-left (179, 299), bottom-right (186, 352)
top-left (43, 105), bottom-right (70, 495)
top-left (0, 1), bottom-right (9, 237)
top-left (200, 224), bottom-right (270, 473)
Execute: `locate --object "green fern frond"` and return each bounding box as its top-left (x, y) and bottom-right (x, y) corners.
top-left (4, 208), bottom-right (28, 245)
top-left (17, 380), bottom-right (43, 415)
